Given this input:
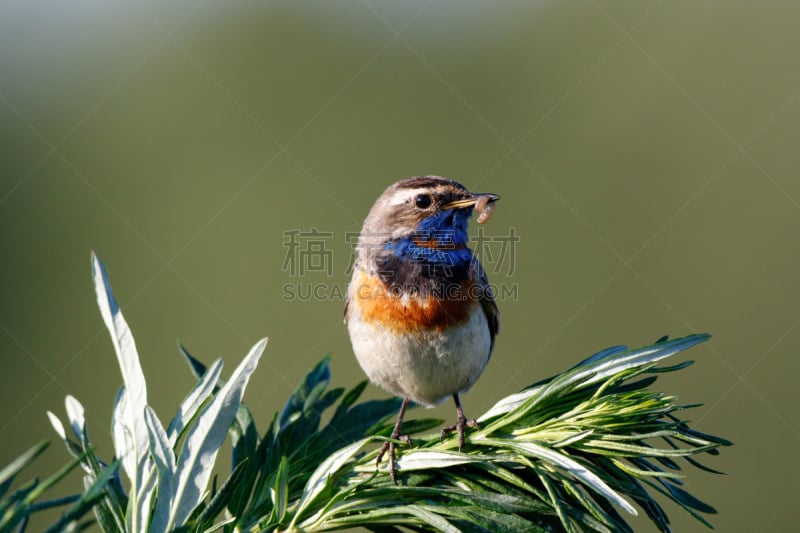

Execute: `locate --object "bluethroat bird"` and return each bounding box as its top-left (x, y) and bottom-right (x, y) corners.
top-left (345, 176), bottom-right (499, 482)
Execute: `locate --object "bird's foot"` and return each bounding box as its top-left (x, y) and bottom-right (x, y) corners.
top-left (440, 410), bottom-right (479, 451)
top-left (376, 434), bottom-right (412, 484)
top-left (377, 397), bottom-right (412, 484)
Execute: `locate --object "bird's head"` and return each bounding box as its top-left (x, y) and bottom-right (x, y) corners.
top-left (356, 176), bottom-right (499, 268)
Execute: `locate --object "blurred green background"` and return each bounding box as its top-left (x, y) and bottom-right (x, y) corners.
top-left (2, 0), bottom-right (798, 531)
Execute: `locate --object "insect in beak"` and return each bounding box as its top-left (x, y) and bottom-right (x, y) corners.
top-left (442, 193), bottom-right (499, 224)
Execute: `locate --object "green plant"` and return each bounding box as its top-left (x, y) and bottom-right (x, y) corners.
top-left (233, 334), bottom-right (729, 533)
top-left (0, 440), bottom-right (116, 533)
top-left (45, 254), bottom-right (266, 533)
top-left (11, 252), bottom-right (729, 532)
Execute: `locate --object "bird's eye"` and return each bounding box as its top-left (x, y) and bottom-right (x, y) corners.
top-left (414, 194), bottom-right (432, 209)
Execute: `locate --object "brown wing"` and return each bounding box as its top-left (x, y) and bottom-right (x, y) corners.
top-left (475, 261), bottom-right (499, 354)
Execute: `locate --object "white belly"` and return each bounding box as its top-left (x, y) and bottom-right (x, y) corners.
top-left (347, 300), bottom-right (491, 407)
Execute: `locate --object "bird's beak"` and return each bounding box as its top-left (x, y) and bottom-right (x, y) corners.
top-left (442, 192), bottom-right (500, 210)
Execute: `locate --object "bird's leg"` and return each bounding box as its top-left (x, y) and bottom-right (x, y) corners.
top-left (376, 397), bottom-right (412, 483)
top-left (440, 394), bottom-right (479, 451)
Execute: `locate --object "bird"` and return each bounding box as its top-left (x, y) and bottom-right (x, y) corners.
top-left (344, 175), bottom-right (499, 482)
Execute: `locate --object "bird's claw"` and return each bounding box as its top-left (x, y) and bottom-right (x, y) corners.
top-left (440, 412), bottom-right (479, 451)
top-left (376, 435), bottom-right (412, 484)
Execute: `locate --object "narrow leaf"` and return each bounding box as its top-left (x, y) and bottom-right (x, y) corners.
top-left (159, 337), bottom-right (267, 530)
top-left (395, 450), bottom-right (490, 470)
top-left (489, 439), bottom-right (638, 516)
top-left (178, 342), bottom-right (207, 380)
top-left (65, 395), bottom-right (87, 446)
top-left (43, 460), bottom-right (120, 533)
top-left (194, 459), bottom-right (249, 529)
top-left (0, 441), bottom-right (49, 496)
top-left (272, 456), bottom-right (289, 524)
top-left (47, 412), bottom-right (67, 441)
top-left (165, 358), bottom-right (223, 445)
top-left (91, 252), bottom-right (150, 533)
top-left (145, 405), bottom-right (177, 527)
top-left (293, 438), bottom-right (370, 529)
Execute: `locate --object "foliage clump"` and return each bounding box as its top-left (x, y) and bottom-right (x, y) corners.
top-left (1, 254), bottom-right (730, 532)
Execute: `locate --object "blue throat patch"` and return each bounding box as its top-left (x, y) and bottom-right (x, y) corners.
top-left (384, 209), bottom-right (474, 267)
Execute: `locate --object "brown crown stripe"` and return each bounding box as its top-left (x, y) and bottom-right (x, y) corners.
top-left (393, 176), bottom-right (467, 191)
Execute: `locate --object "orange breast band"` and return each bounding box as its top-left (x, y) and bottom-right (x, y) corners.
top-left (353, 271), bottom-right (477, 332)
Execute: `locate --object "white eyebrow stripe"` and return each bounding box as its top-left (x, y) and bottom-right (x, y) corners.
top-left (388, 188), bottom-right (427, 206)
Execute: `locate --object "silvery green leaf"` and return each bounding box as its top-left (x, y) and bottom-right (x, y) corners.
top-left (92, 252), bottom-right (150, 533)
top-left (61, 396), bottom-right (98, 475)
top-left (46, 411), bottom-right (86, 463)
top-left (47, 411), bottom-right (67, 441)
top-left (92, 254), bottom-right (149, 463)
top-left (580, 335), bottom-right (709, 388)
top-left (570, 345), bottom-right (629, 369)
top-left (551, 430), bottom-right (594, 449)
top-left (133, 465), bottom-right (156, 533)
top-left (65, 395), bottom-right (86, 445)
top-left (145, 407), bottom-right (176, 474)
top-left (479, 386), bottom-right (544, 422)
top-left (480, 335), bottom-right (710, 421)
top-left (111, 386), bottom-right (136, 483)
top-left (203, 517), bottom-right (236, 532)
top-left (145, 405), bottom-right (176, 531)
top-left (293, 437), bottom-right (370, 529)
top-left (495, 439), bottom-right (637, 516)
top-left (403, 506), bottom-right (460, 533)
top-left (166, 358), bottom-right (223, 446)
top-left (152, 337), bottom-right (267, 531)
top-left (395, 450), bottom-right (487, 470)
